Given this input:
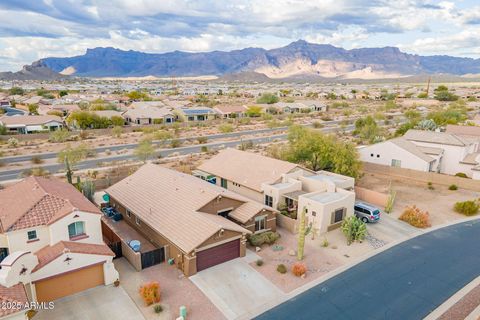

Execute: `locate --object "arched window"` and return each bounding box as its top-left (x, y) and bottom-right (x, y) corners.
top-left (68, 221), bottom-right (85, 238)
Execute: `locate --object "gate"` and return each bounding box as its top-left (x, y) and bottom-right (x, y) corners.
top-left (141, 247), bottom-right (165, 269)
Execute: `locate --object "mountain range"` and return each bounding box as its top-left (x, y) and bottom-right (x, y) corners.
top-left (3, 40), bottom-right (480, 80)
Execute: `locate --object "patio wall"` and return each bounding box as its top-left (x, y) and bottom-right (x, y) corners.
top-left (362, 162), bottom-right (480, 192)
top-left (121, 241), bottom-right (142, 272)
top-left (276, 214), bottom-right (297, 233)
top-left (354, 186), bottom-right (388, 208)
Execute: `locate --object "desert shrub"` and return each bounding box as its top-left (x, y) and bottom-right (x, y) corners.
top-left (276, 264), bottom-right (287, 274)
top-left (312, 121), bottom-right (323, 129)
top-left (218, 123), bottom-right (234, 133)
top-left (79, 130), bottom-right (89, 140)
top-left (399, 205), bottom-right (431, 228)
top-left (449, 184), bottom-right (458, 191)
top-left (321, 237), bottom-right (329, 247)
top-left (139, 282), bottom-right (160, 306)
top-left (454, 200), bottom-right (479, 216)
top-left (427, 182), bottom-right (434, 190)
top-left (170, 139), bottom-right (182, 148)
top-left (455, 172), bottom-right (468, 178)
top-left (291, 262), bottom-right (307, 277)
top-left (31, 156), bottom-right (43, 164)
top-left (247, 231), bottom-right (280, 246)
top-left (238, 140), bottom-right (254, 150)
top-left (153, 304), bottom-right (163, 313)
top-left (256, 259), bottom-right (264, 267)
top-left (201, 146), bottom-right (208, 152)
top-left (7, 137), bottom-right (18, 147)
top-left (341, 216), bottom-right (367, 245)
top-left (48, 129), bottom-right (69, 142)
top-left (197, 136), bottom-right (207, 144)
top-left (111, 126), bottom-right (123, 138)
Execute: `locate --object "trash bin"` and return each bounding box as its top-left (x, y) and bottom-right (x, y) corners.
top-left (179, 306), bottom-right (187, 319)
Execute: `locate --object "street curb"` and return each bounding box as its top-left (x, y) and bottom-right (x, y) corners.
top-left (424, 276), bottom-right (480, 320)
top-left (242, 216), bottom-right (480, 320)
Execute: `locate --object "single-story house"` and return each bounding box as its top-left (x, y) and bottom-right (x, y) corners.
top-left (197, 148), bottom-right (355, 234)
top-left (0, 176), bottom-right (118, 306)
top-left (0, 115), bottom-right (64, 134)
top-left (123, 104), bottom-right (175, 125)
top-left (105, 163), bottom-right (276, 276)
top-left (213, 105), bottom-right (247, 118)
top-left (176, 107), bottom-right (217, 122)
top-left (38, 104), bottom-right (79, 116)
top-left (359, 129), bottom-right (480, 178)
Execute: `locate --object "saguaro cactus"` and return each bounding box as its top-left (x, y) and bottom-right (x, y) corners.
top-left (297, 207), bottom-right (307, 261)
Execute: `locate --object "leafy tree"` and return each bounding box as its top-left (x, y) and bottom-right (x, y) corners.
top-left (111, 116), bottom-right (124, 127)
top-left (427, 107), bottom-right (466, 126)
top-left (395, 122), bottom-right (415, 136)
top-left (434, 90), bottom-right (458, 101)
top-left (58, 143), bottom-right (93, 166)
top-left (134, 139), bottom-right (155, 163)
top-left (9, 87), bottom-right (24, 95)
top-left (354, 116), bottom-right (382, 144)
top-left (256, 93), bottom-right (279, 104)
top-left (274, 125), bottom-right (361, 178)
top-left (417, 92), bottom-right (428, 98)
top-left (59, 90), bottom-right (68, 97)
top-left (28, 104), bottom-right (39, 115)
top-left (325, 92), bottom-right (337, 100)
top-left (67, 111), bottom-right (114, 129)
top-left (245, 106), bottom-right (263, 117)
top-left (0, 124), bottom-right (6, 135)
top-left (127, 91), bottom-right (149, 100)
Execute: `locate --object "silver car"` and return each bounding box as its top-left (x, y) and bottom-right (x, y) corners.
top-left (354, 202), bottom-right (381, 223)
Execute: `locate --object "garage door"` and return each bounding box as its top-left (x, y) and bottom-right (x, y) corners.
top-left (196, 239), bottom-right (240, 272)
top-left (35, 263), bottom-right (104, 302)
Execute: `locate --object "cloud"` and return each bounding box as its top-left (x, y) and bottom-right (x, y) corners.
top-left (0, 0), bottom-right (478, 71)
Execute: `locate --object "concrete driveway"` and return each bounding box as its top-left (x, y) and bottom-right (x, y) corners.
top-left (190, 251), bottom-right (283, 320)
top-left (34, 285), bottom-right (144, 320)
top-left (367, 210), bottom-right (422, 243)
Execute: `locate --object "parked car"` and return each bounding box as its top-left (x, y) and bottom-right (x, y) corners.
top-left (354, 202), bottom-right (380, 223)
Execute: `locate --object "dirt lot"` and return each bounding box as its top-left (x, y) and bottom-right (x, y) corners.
top-left (358, 172), bottom-right (479, 226)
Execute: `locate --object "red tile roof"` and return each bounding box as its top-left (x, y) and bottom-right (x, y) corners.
top-left (33, 241), bottom-right (114, 272)
top-left (0, 176), bottom-right (100, 232)
top-left (0, 284), bottom-right (27, 317)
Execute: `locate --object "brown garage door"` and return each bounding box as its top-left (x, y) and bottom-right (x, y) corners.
top-left (35, 263), bottom-right (104, 302)
top-left (196, 239), bottom-right (240, 272)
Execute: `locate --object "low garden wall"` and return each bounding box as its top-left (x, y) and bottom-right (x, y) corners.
top-left (276, 213), bottom-right (297, 233)
top-left (121, 241), bottom-right (142, 272)
top-left (362, 162), bottom-right (480, 192)
top-left (354, 186), bottom-right (388, 208)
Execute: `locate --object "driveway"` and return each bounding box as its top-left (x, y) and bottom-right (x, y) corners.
top-left (256, 219), bottom-right (480, 320)
top-left (367, 213), bottom-right (422, 243)
top-left (190, 250), bottom-right (284, 319)
top-left (34, 285), bottom-right (144, 320)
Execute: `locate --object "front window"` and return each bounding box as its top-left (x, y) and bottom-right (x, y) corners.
top-left (265, 195), bottom-right (273, 207)
top-left (27, 230), bottom-right (37, 240)
top-left (135, 216), bottom-right (141, 225)
top-left (333, 208), bottom-right (344, 223)
top-left (68, 221), bottom-right (85, 238)
top-left (391, 159), bottom-right (401, 167)
top-left (220, 178), bottom-right (227, 189)
top-left (255, 215), bottom-right (267, 232)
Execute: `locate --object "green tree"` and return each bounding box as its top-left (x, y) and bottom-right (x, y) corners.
top-left (277, 125), bottom-right (361, 178)
top-left (58, 144), bottom-right (93, 166)
top-left (9, 87), bottom-right (24, 95)
top-left (28, 104), bottom-right (39, 115)
top-left (325, 92), bottom-right (337, 100)
top-left (341, 216), bottom-right (367, 245)
top-left (245, 106), bottom-right (263, 117)
top-left (127, 91), bottom-right (149, 100)
top-left (135, 139), bottom-right (155, 163)
top-left (49, 129), bottom-right (70, 143)
top-left (0, 124), bottom-right (6, 135)
top-left (59, 90), bottom-right (68, 97)
top-left (256, 93), bottom-right (279, 104)
top-left (111, 116), bottom-right (124, 127)
top-left (417, 92), bottom-right (428, 98)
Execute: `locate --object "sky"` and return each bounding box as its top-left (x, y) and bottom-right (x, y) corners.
top-left (1, 0), bottom-right (480, 71)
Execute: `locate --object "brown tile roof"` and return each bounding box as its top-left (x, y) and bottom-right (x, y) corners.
top-left (106, 164), bottom-right (254, 253)
top-left (0, 284), bottom-right (28, 317)
top-left (446, 124), bottom-right (480, 137)
top-left (197, 148), bottom-right (300, 192)
top-left (0, 115), bottom-right (63, 126)
top-left (33, 241), bottom-right (114, 272)
top-left (229, 202), bottom-right (265, 224)
top-left (0, 176), bottom-right (100, 232)
top-left (214, 105), bottom-right (247, 114)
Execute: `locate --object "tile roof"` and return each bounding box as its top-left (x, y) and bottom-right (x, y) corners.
top-left (0, 115), bottom-right (63, 126)
top-left (214, 105), bottom-right (247, 114)
top-left (404, 129), bottom-right (473, 147)
top-left (197, 148), bottom-right (299, 192)
top-left (33, 241), bottom-right (114, 272)
top-left (228, 201), bottom-right (265, 224)
top-left (0, 176), bottom-right (100, 232)
top-left (0, 284), bottom-right (27, 317)
top-left (106, 164), bottom-right (254, 253)
top-left (391, 137), bottom-right (434, 162)
top-left (445, 124), bottom-right (480, 137)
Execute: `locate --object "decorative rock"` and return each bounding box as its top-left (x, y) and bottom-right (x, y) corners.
top-left (288, 249), bottom-right (296, 256)
top-left (255, 246), bottom-right (261, 252)
top-left (301, 273), bottom-right (306, 279)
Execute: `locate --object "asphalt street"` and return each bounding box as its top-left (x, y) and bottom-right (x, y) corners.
top-left (0, 123), bottom-right (354, 182)
top-left (256, 219), bottom-right (480, 320)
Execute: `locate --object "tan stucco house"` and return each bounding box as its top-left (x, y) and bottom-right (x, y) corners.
top-left (0, 176), bottom-right (118, 308)
top-left (197, 148), bottom-right (356, 234)
top-left (104, 163), bottom-right (276, 276)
